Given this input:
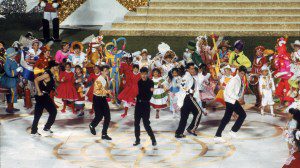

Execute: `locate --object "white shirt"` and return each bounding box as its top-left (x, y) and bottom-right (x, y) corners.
top-left (259, 75), bottom-right (275, 94)
top-left (224, 75), bottom-right (244, 104)
top-left (176, 72), bottom-right (200, 108)
top-left (68, 52), bottom-right (86, 67)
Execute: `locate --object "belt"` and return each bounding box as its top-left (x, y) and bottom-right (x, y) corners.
top-left (137, 99), bottom-right (149, 103)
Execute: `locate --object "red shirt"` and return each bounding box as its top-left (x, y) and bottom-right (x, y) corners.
top-left (251, 56), bottom-right (267, 74)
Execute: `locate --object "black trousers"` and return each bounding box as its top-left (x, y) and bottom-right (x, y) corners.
top-left (176, 95), bottom-right (203, 135)
top-left (215, 101), bottom-right (247, 137)
top-left (31, 94), bottom-right (57, 133)
top-left (134, 101), bottom-right (156, 142)
top-left (90, 95), bottom-right (111, 135)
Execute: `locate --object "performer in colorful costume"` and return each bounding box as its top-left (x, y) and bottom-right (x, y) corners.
top-left (274, 37), bottom-right (293, 105)
top-left (0, 48), bottom-right (23, 113)
top-left (86, 36), bottom-right (104, 74)
top-left (39, 0), bottom-right (62, 42)
top-left (250, 46), bottom-right (268, 108)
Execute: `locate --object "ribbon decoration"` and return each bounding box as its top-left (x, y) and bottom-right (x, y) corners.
top-left (211, 33), bottom-right (221, 76)
top-left (104, 37), bottom-right (127, 102)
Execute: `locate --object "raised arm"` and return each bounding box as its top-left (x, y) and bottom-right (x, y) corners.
top-left (34, 73), bottom-right (50, 96)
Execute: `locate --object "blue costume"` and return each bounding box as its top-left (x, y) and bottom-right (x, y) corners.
top-left (0, 55), bottom-right (20, 103)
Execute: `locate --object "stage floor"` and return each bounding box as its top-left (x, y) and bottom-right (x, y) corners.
top-left (0, 98), bottom-right (289, 168)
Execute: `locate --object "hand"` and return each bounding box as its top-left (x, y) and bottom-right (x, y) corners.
top-left (61, 77), bottom-right (65, 82)
top-left (37, 91), bottom-right (43, 96)
top-left (16, 67), bottom-right (23, 73)
top-left (52, 3), bottom-right (59, 8)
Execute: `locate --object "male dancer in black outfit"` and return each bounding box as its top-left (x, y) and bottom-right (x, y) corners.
top-left (133, 67), bottom-right (157, 146)
top-left (89, 65), bottom-right (112, 140)
top-left (175, 63), bottom-right (203, 138)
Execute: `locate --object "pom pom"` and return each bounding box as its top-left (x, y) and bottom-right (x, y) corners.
top-left (40, 1), bottom-right (46, 8)
top-left (52, 3), bottom-right (59, 8)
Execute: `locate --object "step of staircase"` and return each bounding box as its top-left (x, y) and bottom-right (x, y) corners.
top-left (137, 7), bottom-right (300, 15)
top-left (149, 1), bottom-right (300, 8)
top-left (112, 22), bottom-right (300, 30)
top-left (100, 0), bottom-right (300, 36)
top-left (124, 14), bottom-right (300, 23)
top-left (100, 29), bottom-right (300, 36)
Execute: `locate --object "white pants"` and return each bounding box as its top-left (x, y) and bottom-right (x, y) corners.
top-left (261, 89), bottom-right (274, 106)
top-left (44, 12), bottom-right (58, 21)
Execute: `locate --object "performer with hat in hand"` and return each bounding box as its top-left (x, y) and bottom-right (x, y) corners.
top-left (0, 48), bottom-right (23, 113)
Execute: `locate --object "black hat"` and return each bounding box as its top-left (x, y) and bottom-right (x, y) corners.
top-left (47, 60), bottom-right (58, 69)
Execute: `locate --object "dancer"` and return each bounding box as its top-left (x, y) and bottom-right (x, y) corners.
top-left (0, 48), bottom-right (23, 113)
top-left (259, 65), bottom-right (275, 116)
top-left (85, 65), bottom-right (101, 114)
top-left (214, 66), bottom-right (248, 143)
top-left (250, 46), bottom-right (268, 108)
top-left (89, 65), bottom-right (112, 140)
top-left (133, 67), bottom-right (157, 146)
top-left (168, 68), bottom-right (181, 118)
top-left (31, 60), bottom-right (58, 136)
top-left (118, 64), bottom-right (141, 118)
top-left (215, 65), bottom-right (233, 106)
top-left (56, 62), bottom-right (78, 113)
top-left (175, 62), bottom-right (203, 138)
top-left (150, 68), bottom-right (168, 119)
top-left (283, 130), bottom-right (300, 168)
top-left (74, 65), bottom-right (86, 117)
top-left (55, 42), bottom-right (70, 64)
top-left (39, 0), bottom-right (61, 42)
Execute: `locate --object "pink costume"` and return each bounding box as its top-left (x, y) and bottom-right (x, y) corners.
top-left (274, 37), bottom-right (293, 104)
top-left (55, 50), bottom-right (69, 63)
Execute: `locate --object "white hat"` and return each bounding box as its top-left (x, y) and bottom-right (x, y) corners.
top-left (261, 64), bottom-right (269, 71)
top-left (291, 40), bottom-right (300, 49)
top-left (222, 65), bottom-right (231, 70)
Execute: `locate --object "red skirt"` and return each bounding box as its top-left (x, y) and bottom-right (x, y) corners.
top-left (118, 85), bottom-right (138, 104)
top-left (86, 85), bottom-right (94, 102)
top-left (56, 83), bottom-right (78, 101)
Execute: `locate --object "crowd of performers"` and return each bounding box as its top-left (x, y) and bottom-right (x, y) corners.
top-left (1, 34), bottom-right (300, 167)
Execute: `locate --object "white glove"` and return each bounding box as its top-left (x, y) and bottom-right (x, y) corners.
top-left (16, 67), bottom-right (23, 73)
top-left (52, 3), bottom-right (59, 8)
top-left (296, 131), bottom-right (300, 140)
top-left (40, 1), bottom-right (46, 8)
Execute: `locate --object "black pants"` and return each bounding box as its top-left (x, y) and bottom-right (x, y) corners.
top-left (90, 95), bottom-right (111, 135)
top-left (134, 101), bottom-right (156, 142)
top-left (215, 101), bottom-right (247, 137)
top-left (176, 95), bottom-right (203, 135)
top-left (31, 94), bottom-right (57, 133)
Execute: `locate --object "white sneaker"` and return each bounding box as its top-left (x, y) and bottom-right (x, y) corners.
top-left (214, 137), bottom-right (226, 143)
top-left (31, 132), bottom-right (41, 137)
top-left (229, 131), bottom-right (238, 139)
top-left (42, 129), bottom-right (53, 137)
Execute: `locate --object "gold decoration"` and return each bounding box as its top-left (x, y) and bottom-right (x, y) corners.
top-left (116, 0), bottom-right (148, 11)
top-left (58, 0), bottom-right (87, 23)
